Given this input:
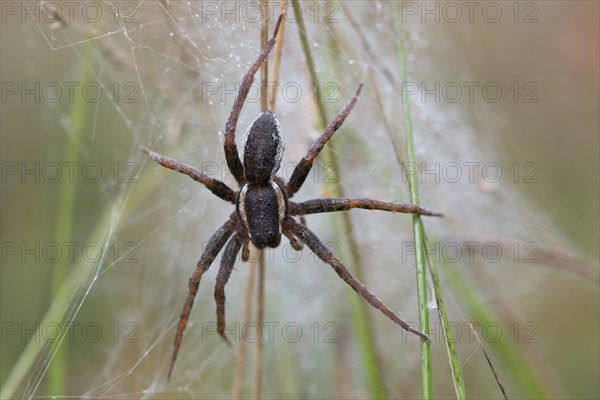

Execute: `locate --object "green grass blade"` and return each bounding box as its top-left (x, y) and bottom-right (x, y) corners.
top-left (291, 1), bottom-right (386, 397)
top-left (1, 214), bottom-right (111, 399)
top-left (443, 263), bottom-right (549, 398)
top-left (0, 154), bottom-right (162, 400)
top-left (392, 9), bottom-right (432, 400)
top-left (391, 5), bottom-right (468, 398)
top-left (424, 239), bottom-right (466, 399)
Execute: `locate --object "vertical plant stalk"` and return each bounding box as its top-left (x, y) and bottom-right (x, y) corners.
top-left (392, 3), bottom-right (478, 400)
top-left (231, 251), bottom-right (256, 399)
top-left (393, 10), bottom-right (433, 400)
top-left (269, 0), bottom-right (288, 111)
top-left (251, 3), bottom-right (271, 398)
top-left (260, 0), bottom-right (269, 113)
top-left (251, 254), bottom-right (265, 400)
top-left (410, 205), bottom-right (432, 400)
top-left (291, 1), bottom-right (386, 398)
top-left (239, 8), bottom-right (286, 398)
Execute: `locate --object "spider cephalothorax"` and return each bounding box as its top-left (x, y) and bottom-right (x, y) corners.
top-left (142, 15), bottom-right (441, 380)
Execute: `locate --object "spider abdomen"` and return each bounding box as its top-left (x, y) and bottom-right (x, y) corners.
top-left (242, 111), bottom-right (284, 185)
top-left (237, 182), bottom-right (287, 249)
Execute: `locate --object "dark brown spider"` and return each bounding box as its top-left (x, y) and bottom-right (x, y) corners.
top-left (142, 15), bottom-right (441, 380)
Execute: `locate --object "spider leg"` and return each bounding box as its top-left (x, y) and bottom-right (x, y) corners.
top-left (284, 217), bottom-right (431, 342)
top-left (289, 198), bottom-right (443, 217)
top-left (214, 233), bottom-right (244, 344)
top-left (285, 84), bottom-right (363, 197)
top-left (283, 227), bottom-right (304, 251)
top-left (167, 215), bottom-right (237, 381)
top-left (241, 237), bottom-right (251, 262)
top-left (142, 147), bottom-right (237, 204)
top-left (224, 14), bottom-right (284, 187)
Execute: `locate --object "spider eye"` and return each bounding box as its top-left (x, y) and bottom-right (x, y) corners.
top-left (242, 111), bottom-right (284, 185)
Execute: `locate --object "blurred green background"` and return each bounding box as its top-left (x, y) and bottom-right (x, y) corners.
top-left (1, 1), bottom-right (598, 399)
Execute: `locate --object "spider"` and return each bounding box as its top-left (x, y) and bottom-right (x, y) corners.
top-left (142, 15), bottom-right (441, 380)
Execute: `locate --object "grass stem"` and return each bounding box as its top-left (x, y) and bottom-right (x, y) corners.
top-left (392, 5), bottom-right (432, 398)
top-left (292, 1), bottom-right (386, 397)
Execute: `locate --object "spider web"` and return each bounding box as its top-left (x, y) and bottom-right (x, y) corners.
top-left (1, 1), bottom-right (597, 399)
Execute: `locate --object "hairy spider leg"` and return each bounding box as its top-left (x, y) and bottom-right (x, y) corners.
top-left (289, 198), bottom-right (443, 217)
top-left (284, 217), bottom-right (431, 342)
top-left (241, 237), bottom-right (251, 262)
top-left (141, 147), bottom-right (237, 204)
top-left (215, 233), bottom-right (244, 344)
top-left (286, 84), bottom-right (363, 197)
top-left (282, 227), bottom-right (304, 250)
top-left (167, 216), bottom-right (237, 381)
top-left (224, 14), bottom-right (284, 187)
